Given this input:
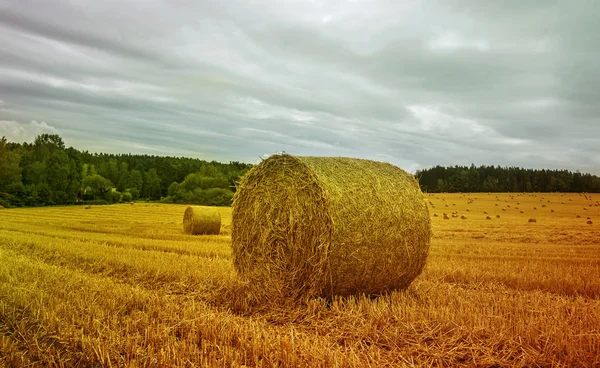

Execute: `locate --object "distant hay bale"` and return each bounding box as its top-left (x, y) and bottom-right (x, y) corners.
top-left (587, 220), bottom-right (593, 225)
top-left (443, 214), bottom-right (450, 220)
top-left (85, 206), bottom-right (91, 209)
top-left (461, 215), bottom-right (467, 220)
top-left (528, 218), bottom-right (537, 223)
top-left (183, 206), bottom-right (221, 235)
top-left (231, 154), bottom-right (431, 299)
top-left (551, 209), bottom-right (554, 212)
top-left (130, 202), bottom-right (134, 205)
top-left (433, 213), bottom-right (438, 217)
top-left (496, 214), bottom-right (501, 218)
top-left (577, 215), bottom-right (581, 218)
top-left (486, 216), bottom-right (492, 220)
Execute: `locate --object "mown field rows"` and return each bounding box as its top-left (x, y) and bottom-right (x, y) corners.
top-left (0, 193), bottom-right (599, 367)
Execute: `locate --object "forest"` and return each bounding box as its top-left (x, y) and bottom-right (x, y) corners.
top-left (416, 164), bottom-right (600, 193)
top-left (2, 134), bottom-right (600, 208)
top-left (0, 134), bottom-right (251, 208)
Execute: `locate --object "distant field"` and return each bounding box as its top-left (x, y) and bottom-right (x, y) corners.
top-left (0, 193), bottom-right (599, 367)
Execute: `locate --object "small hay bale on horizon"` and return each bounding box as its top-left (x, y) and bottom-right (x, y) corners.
top-left (231, 154), bottom-right (431, 299)
top-left (528, 218), bottom-right (537, 223)
top-left (183, 206), bottom-right (221, 235)
top-left (587, 220), bottom-right (593, 225)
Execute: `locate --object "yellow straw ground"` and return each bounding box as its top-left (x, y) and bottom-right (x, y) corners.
top-left (0, 194), bottom-right (599, 367)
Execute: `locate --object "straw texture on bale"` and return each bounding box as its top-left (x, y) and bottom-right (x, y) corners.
top-left (231, 154), bottom-right (431, 299)
top-left (183, 206), bottom-right (221, 235)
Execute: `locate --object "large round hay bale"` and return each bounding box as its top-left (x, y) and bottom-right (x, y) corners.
top-left (183, 206), bottom-right (221, 235)
top-left (232, 154), bottom-right (431, 299)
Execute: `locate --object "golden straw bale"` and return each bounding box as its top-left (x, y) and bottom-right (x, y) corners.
top-left (232, 154), bottom-right (431, 299)
top-left (183, 206), bottom-right (221, 235)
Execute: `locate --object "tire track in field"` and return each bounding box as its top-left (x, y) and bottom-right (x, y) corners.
top-left (0, 230), bottom-right (236, 296)
top-left (0, 224), bottom-right (232, 259)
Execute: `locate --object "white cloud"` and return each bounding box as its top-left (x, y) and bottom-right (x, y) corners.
top-left (428, 32), bottom-right (490, 52)
top-left (406, 104), bottom-right (531, 147)
top-left (321, 15), bottom-right (333, 23)
top-left (0, 120), bottom-right (59, 143)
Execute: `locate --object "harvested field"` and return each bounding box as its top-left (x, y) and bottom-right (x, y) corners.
top-left (0, 193), bottom-right (599, 367)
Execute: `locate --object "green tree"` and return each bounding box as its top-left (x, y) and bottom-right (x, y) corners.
top-left (142, 169), bottom-right (161, 199)
top-left (121, 191), bottom-right (132, 202)
top-left (127, 170), bottom-right (143, 193)
top-left (116, 162), bottom-right (130, 191)
top-left (33, 134), bottom-right (65, 161)
top-left (0, 137), bottom-right (21, 189)
top-left (82, 174), bottom-right (113, 200)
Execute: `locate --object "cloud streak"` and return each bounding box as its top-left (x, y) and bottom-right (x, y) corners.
top-left (0, 0), bottom-right (599, 173)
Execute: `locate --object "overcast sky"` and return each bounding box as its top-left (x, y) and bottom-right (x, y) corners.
top-left (1, 0), bottom-right (599, 173)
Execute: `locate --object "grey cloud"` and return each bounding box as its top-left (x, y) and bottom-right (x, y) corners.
top-left (0, 0), bottom-right (599, 173)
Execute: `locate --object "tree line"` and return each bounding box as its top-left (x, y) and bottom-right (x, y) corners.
top-left (0, 134), bottom-right (252, 208)
top-left (416, 165), bottom-right (600, 193)
top-left (3, 134), bottom-right (600, 208)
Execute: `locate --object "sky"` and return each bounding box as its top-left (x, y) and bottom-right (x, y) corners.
top-left (1, 0), bottom-right (599, 174)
